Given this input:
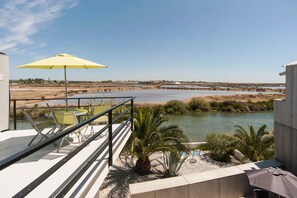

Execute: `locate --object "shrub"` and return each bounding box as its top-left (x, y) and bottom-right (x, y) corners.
top-left (164, 100), bottom-right (187, 114)
top-left (187, 98), bottom-right (210, 112)
top-left (247, 103), bottom-right (260, 112)
top-left (209, 101), bottom-right (220, 111)
top-left (220, 105), bottom-right (235, 112)
top-left (204, 133), bottom-right (236, 162)
top-left (256, 99), bottom-right (274, 111)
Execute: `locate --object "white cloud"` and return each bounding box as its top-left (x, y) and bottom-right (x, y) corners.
top-left (0, 0), bottom-right (78, 52)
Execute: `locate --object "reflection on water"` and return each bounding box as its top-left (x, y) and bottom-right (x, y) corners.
top-left (166, 111), bottom-right (274, 142)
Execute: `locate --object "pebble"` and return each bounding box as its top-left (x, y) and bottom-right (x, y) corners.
top-left (99, 152), bottom-right (232, 198)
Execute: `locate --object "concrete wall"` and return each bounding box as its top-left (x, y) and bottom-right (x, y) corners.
top-left (0, 52), bottom-right (9, 132)
top-left (129, 160), bottom-right (282, 198)
top-left (274, 64), bottom-right (297, 174)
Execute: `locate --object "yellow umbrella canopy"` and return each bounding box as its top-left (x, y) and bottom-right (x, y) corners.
top-left (17, 53), bottom-right (108, 109)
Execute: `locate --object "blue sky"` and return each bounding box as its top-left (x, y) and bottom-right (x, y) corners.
top-left (1, 0), bottom-right (297, 83)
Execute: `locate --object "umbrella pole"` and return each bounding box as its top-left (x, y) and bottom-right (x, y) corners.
top-left (64, 66), bottom-right (68, 111)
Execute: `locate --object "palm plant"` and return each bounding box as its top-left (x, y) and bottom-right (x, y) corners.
top-left (234, 124), bottom-right (274, 162)
top-left (131, 107), bottom-right (189, 175)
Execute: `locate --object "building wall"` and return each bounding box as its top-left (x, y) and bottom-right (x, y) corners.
top-left (129, 160), bottom-right (282, 198)
top-left (274, 65), bottom-right (297, 175)
top-left (0, 52), bottom-right (9, 132)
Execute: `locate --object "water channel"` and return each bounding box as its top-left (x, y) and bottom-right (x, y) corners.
top-left (21, 89), bottom-right (276, 142)
top-left (46, 89), bottom-right (277, 105)
top-left (166, 111), bottom-right (274, 142)
top-left (12, 111), bottom-right (274, 142)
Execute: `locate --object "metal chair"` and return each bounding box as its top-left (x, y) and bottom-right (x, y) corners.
top-left (89, 105), bottom-right (110, 136)
top-left (46, 103), bottom-right (63, 130)
top-left (22, 109), bottom-right (57, 146)
top-left (52, 111), bottom-right (88, 152)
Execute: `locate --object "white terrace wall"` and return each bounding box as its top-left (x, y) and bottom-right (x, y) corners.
top-left (274, 64), bottom-right (297, 175)
top-left (0, 52), bottom-right (9, 132)
top-left (129, 160), bottom-right (282, 198)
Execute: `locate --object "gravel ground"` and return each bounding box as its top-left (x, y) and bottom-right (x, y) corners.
top-left (99, 151), bottom-right (232, 198)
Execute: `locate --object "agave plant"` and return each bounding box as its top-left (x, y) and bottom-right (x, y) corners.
top-left (234, 124), bottom-right (274, 162)
top-left (131, 107), bottom-right (189, 175)
top-left (158, 151), bottom-right (189, 177)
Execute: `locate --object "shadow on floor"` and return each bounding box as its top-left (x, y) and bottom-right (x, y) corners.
top-left (0, 136), bottom-right (78, 163)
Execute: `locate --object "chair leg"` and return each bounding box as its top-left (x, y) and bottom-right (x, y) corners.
top-left (57, 134), bottom-right (72, 152)
top-left (81, 125), bottom-right (90, 142)
top-left (91, 125), bottom-right (94, 136)
top-left (28, 133), bottom-right (40, 146)
top-left (28, 127), bottom-right (57, 146)
top-left (37, 127), bottom-right (58, 146)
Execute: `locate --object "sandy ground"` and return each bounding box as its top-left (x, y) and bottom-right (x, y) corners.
top-left (10, 85), bottom-right (137, 107)
top-left (10, 84), bottom-right (285, 108)
top-left (99, 151), bottom-right (232, 198)
top-left (190, 93), bottom-right (284, 103)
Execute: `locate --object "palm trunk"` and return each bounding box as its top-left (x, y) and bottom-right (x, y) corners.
top-left (135, 157), bottom-right (151, 175)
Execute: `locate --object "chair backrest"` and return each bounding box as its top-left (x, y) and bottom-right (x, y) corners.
top-left (93, 105), bottom-right (111, 116)
top-left (22, 109), bottom-right (40, 131)
top-left (46, 103), bottom-right (58, 124)
top-left (53, 111), bottom-right (78, 126)
top-left (46, 103), bottom-right (54, 112)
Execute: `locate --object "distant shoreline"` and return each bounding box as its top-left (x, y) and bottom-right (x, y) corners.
top-left (10, 82), bottom-right (285, 108)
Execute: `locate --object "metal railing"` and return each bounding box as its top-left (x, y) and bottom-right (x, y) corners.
top-left (1, 96), bottom-right (135, 197)
top-left (10, 96), bottom-right (134, 130)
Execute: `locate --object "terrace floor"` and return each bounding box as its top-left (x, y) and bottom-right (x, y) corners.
top-left (0, 124), bottom-right (131, 197)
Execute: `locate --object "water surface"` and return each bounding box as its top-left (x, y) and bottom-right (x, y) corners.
top-left (166, 111), bottom-right (273, 142)
top-left (11, 111), bottom-right (273, 143)
top-left (68, 89), bottom-right (276, 104)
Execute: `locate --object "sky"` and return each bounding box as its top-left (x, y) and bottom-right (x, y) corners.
top-left (1, 0), bottom-right (297, 83)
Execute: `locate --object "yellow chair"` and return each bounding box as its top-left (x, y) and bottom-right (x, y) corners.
top-left (22, 109), bottom-right (57, 146)
top-left (89, 105), bottom-right (110, 136)
top-left (53, 111), bottom-right (88, 152)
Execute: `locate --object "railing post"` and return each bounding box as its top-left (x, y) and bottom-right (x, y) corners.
top-left (78, 98), bottom-right (81, 109)
top-left (108, 110), bottom-right (113, 166)
top-left (131, 99), bottom-right (134, 131)
top-left (13, 100), bottom-right (17, 130)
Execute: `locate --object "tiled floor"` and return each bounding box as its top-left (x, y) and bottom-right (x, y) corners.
top-left (0, 124), bottom-right (131, 197)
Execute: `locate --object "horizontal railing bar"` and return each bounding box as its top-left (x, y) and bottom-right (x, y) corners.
top-left (54, 119), bottom-right (131, 197)
top-left (13, 110), bottom-right (130, 197)
top-left (0, 97), bottom-right (135, 171)
top-left (13, 122), bottom-right (111, 198)
top-left (1, 96), bottom-right (135, 197)
top-left (112, 117), bottom-right (132, 140)
top-left (53, 139), bottom-right (110, 197)
top-left (10, 99), bottom-right (134, 197)
top-left (11, 96), bottom-right (135, 101)
top-left (66, 149), bottom-right (110, 197)
top-left (112, 120), bottom-right (131, 146)
top-left (113, 107), bottom-right (131, 123)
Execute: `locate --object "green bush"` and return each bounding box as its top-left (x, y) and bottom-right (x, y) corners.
top-left (187, 98), bottom-right (210, 112)
top-left (220, 105), bottom-right (235, 112)
top-left (204, 133), bottom-right (235, 162)
top-left (256, 99), bottom-right (274, 111)
top-left (164, 100), bottom-right (187, 114)
top-left (209, 101), bottom-right (220, 111)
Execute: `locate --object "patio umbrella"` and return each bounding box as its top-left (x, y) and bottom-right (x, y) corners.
top-left (17, 53), bottom-right (107, 110)
top-left (245, 167), bottom-right (297, 198)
